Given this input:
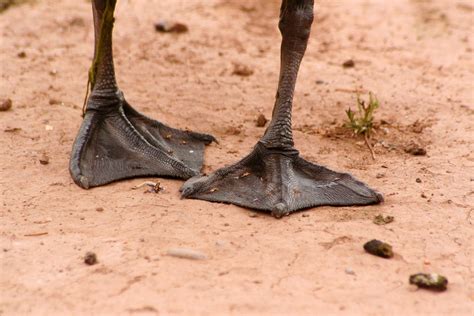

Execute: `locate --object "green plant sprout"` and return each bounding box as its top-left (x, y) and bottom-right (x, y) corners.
top-left (345, 92), bottom-right (379, 159)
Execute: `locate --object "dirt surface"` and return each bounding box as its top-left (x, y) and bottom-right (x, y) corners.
top-left (1, 0), bottom-right (473, 315)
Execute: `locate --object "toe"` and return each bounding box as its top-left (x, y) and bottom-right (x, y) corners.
top-left (271, 202), bottom-right (290, 219)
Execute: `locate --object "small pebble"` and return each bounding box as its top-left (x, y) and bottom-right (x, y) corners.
top-left (345, 268), bottom-right (355, 275)
top-left (256, 114), bottom-right (268, 127)
top-left (39, 154), bottom-right (50, 165)
top-left (342, 59), bottom-right (355, 68)
top-left (96, 207), bottom-right (104, 212)
top-left (409, 273), bottom-right (448, 291)
top-left (232, 63), bottom-right (254, 77)
top-left (154, 21), bottom-right (188, 33)
top-left (404, 143), bottom-right (427, 156)
top-left (0, 98), bottom-right (12, 111)
top-left (49, 98), bottom-right (61, 105)
top-left (363, 239), bottom-right (394, 258)
top-left (376, 173), bottom-right (385, 179)
top-left (416, 178), bottom-right (422, 183)
top-left (17, 51), bottom-right (26, 58)
top-left (84, 252), bottom-right (98, 265)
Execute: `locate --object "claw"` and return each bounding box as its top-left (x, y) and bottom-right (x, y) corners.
top-left (271, 203), bottom-right (289, 219)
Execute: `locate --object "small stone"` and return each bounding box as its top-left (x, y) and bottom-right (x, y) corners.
top-left (96, 207), bottom-right (104, 212)
top-left (84, 252), bottom-right (98, 265)
top-left (17, 51), bottom-right (26, 58)
top-left (49, 98), bottom-right (61, 105)
top-left (39, 153), bottom-right (50, 165)
top-left (0, 98), bottom-right (12, 111)
top-left (376, 173), bottom-right (385, 179)
top-left (154, 21), bottom-right (188, 33)
top-left (342, 59), bottom-right (355, 68)
top-left (404, 143), bottom-right (427, 156)
top-left (256, 114), bottom-right (268, 127)
top-left (421, 193), bottom-right (427, 198)
top-left (232, 63), bottom-right (254, 77)
top-left (315, 80), bottom-right (325, 85)
top-left (345, 268), bottom-right (355, 275)
top-left (409, 273), bottom-right (448, 291)
top-left (416, 178), bottom-right (422, 183)
top-left (373, 214), bottom-right (394, 225)
top-left (363, 239), bottom-right (394, 258)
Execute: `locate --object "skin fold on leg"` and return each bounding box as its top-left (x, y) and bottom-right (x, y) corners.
top-left (181, 0), bottom-right (383, 218)
top-left (69, 0), bottom-right (215, 189)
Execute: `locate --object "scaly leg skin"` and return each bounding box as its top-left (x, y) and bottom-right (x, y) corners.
top-left (70, 0), bottom-right (215, 189)
top-left (181, 0), bottom-right (383, 218)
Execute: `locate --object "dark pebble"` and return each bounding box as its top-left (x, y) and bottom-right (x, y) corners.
top-left (84, 252), bottom-right (98, 265)
top-left (342, 59), bottom-right (355, 68)
top-left (363, 239), bottom-right (394, 258)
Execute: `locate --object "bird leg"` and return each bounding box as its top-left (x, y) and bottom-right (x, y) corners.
top-left (181, 0), bottom-right (383, 218)
top-left (70, 0), bottom-right (215, 189)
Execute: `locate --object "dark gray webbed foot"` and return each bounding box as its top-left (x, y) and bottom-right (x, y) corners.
top-left (70, 92), bottom-right (215, 189)
top-left (181, 143), bottom-right (383, 218)
top-left (69, 0), bottom-right (214, 189)
top-left (182, 0), bottom-right (383, 216)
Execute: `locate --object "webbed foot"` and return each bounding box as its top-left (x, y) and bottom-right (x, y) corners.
top-left (69, 0), bottom-right (215, 189)
top-left (181, 0), bottom-right (383, 216)
top-left (181, 143), bottom-right (383, 218)
top-left (70, 91), bottom-right (215, 189)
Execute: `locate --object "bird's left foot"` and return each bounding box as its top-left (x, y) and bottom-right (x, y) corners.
top-left (181, 142), bottom-right (383, 218)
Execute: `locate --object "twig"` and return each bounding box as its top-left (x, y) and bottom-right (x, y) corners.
top-left (166, 248), bottom-right (207, 260)
top-left (24, 232), bottom-right (48, 237)
top-left (364, 134), bottom-right (376, 160)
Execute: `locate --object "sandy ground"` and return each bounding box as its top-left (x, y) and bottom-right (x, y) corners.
top-left (1, 0), bottom-right (473, 315)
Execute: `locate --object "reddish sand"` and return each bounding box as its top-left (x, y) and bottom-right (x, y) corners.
top-left (1, 0), bottom-right (473, 315)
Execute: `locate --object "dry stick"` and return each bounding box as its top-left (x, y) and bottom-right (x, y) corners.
top-left (364, 133), bottom-right (376, 160)
top-left (24, 232), bottom-right (48, 237)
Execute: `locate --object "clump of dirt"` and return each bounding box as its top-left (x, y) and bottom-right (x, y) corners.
top-left (373, 214), bottom-right (394, 225)
top-left (363, 239), bottom-right (394, 258)
top-left (409, 273), bottom-right (448, 291)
